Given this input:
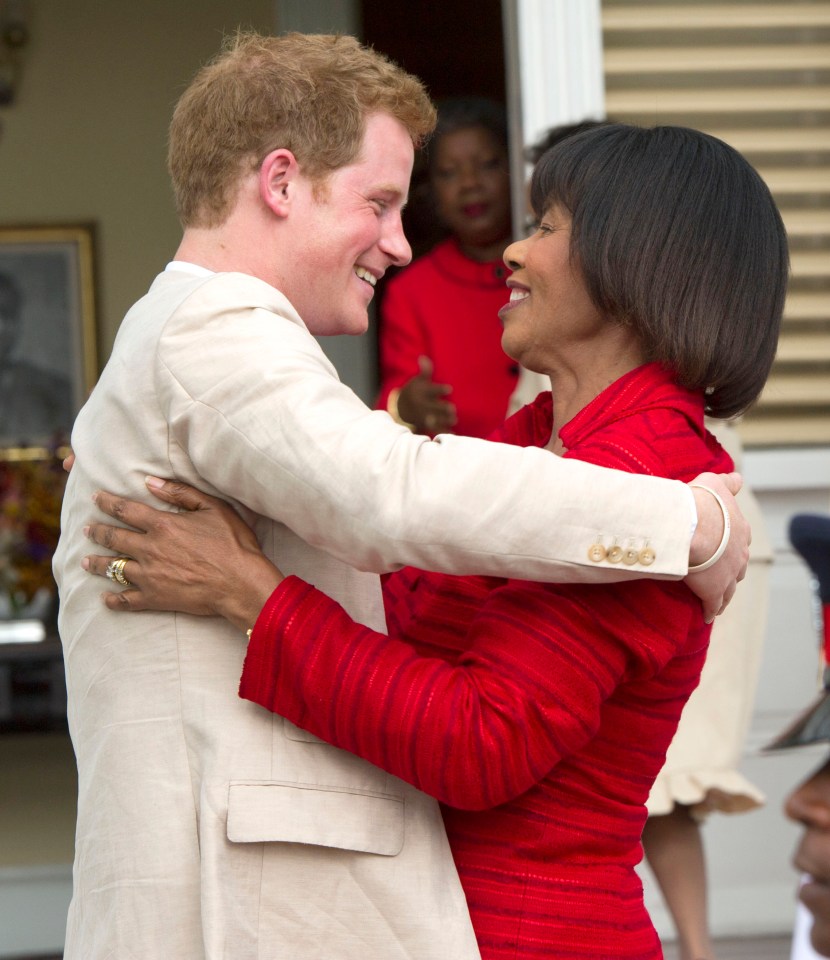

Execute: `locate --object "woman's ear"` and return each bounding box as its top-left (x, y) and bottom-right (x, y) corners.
top-left (259, 149), bottom-right (299, 218)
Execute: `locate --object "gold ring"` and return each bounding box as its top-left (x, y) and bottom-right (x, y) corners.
top-left (105, 557), bottom-right (131, 587)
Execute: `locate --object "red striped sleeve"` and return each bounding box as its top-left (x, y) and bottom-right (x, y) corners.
top-left (240, 570), bottom-right (696, 811)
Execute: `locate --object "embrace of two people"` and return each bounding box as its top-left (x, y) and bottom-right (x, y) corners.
top-left (53, 31), bottom-right (788, 960)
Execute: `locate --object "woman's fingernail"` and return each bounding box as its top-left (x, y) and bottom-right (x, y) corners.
top-left (81, 557), bottom-right (90, 570)
top-left (145, 476), bottom-right (164, 490)
top-left (83, 526), bottom-right (90, 538)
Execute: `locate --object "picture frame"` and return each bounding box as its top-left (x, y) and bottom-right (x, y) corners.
top-left (0, 224), bottom-right (98, 633)
top-left (0, 223), bottom-right (98, 447)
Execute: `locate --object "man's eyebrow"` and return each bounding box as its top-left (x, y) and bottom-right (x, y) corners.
top-left (373, 183), bottom-right (407, 200)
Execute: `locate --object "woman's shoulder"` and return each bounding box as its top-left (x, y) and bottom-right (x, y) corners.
top-left (568, 405), bottom-right (732, 481)
top-left (561, 365), bottom-right (732, 481)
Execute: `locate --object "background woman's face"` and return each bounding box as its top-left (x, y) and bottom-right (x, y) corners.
top-left (430, 125), bottom-right (512, 252)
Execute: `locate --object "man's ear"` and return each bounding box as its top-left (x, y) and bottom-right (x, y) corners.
top-left (259, 149), bottom-right (300, 218)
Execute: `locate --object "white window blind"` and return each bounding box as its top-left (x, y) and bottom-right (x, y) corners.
top-left (601, 1), bottom-right (830, 446)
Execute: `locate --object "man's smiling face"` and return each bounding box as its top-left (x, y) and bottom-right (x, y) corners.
top-left (282, 112), bottom-right (415, 337)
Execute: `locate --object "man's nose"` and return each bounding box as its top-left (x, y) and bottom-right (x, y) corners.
top-left (381, 216), bottom-right (412, 267)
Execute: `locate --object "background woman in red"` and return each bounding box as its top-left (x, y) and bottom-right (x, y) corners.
top-left (376, 97), bottom-right (518, 438)
top-left (83, 124), bottom-right (787, 958)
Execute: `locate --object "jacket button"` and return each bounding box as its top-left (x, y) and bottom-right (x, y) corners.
top-left (623, 547), bottom-right (640, 565)
top-left (607, 545), bottom-right (624, 563)
top-left (588, 544), bottom-right (607, 562)
top-left (639, 547), bottom-right (656, 566)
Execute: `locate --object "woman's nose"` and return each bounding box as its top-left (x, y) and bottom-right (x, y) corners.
top-left (787, 762), bottom-right (830, 828)
top-left (503, 236), bottom-right (528, 272)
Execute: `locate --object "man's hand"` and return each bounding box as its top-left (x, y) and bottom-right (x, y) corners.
top-left (685, 471), bottom-right (750, 622)
top-left (81, 477), bottom-right (281, 632)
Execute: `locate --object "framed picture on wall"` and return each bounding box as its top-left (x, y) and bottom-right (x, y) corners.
top-left (0, 223), bottom-right (98, 447)
top-left (0, 224), bottom-right (98, 630)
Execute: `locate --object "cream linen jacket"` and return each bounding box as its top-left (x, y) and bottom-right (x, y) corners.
top-left (54, 269), bottom-right (694, 960)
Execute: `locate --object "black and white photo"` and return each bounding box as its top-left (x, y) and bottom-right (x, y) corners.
top-left (0, 225), bottom-right (97, 446)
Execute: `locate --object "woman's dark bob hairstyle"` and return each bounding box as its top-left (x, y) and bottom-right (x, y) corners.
top-left (530, 123), bottom-right (788, 418)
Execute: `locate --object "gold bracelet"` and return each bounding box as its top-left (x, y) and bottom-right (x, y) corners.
top-left (387, 388), bottom-right (415, 431)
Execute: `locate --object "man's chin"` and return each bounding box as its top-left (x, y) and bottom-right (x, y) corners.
top-left (308, 314), bottom-right (369, 337)
top-left (334, 314), bottom-right (370, 337)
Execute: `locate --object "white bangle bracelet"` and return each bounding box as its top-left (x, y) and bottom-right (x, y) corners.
top-left (688, 484), bottom-right (731, 573)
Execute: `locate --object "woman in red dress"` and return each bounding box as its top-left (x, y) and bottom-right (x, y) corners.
top-left (82, 124), bottom-right (787, 958)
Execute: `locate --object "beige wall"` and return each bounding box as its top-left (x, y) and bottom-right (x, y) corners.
top-left (0, 0), bottom-right (275, 366)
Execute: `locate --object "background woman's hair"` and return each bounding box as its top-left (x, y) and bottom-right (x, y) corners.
top-left (428, 97), bottom-right (508, 167)
top-left (530, 123), bottom-right (789, 418)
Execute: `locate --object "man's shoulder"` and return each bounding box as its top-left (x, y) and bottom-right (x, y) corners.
top-left (144, 270), bottom-right (301, 322)
top-left (115, 271), bottom-right (306, 352)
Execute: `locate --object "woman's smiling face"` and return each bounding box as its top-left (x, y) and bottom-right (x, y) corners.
top-left (498, 205), bottom-right (609, 374)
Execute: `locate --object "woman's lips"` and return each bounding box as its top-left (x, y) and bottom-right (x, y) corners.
top-left (498, 288), bottom-right (528, 321)
top-left (462, 203), bottom-right (488, 218)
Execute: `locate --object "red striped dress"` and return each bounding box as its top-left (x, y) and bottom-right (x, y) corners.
top-left (240, 362), bottom-right (733, 959)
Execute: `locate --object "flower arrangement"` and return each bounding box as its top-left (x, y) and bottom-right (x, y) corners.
top-left (0, 442), bottom-right (68, 619)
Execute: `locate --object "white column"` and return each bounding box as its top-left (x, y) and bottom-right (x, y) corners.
top-left (503, 0), bottom-right (605, 235)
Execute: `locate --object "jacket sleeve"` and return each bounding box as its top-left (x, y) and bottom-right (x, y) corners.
top-left (156, 273), bottom-right (694, 582)
top-left (239, 573), bottom-right (698, 810)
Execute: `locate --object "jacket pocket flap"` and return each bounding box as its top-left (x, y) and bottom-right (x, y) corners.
top-left (227, 781), bottom-right (405, 856)
top-left (283, 717), bottom-right (325, 743)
